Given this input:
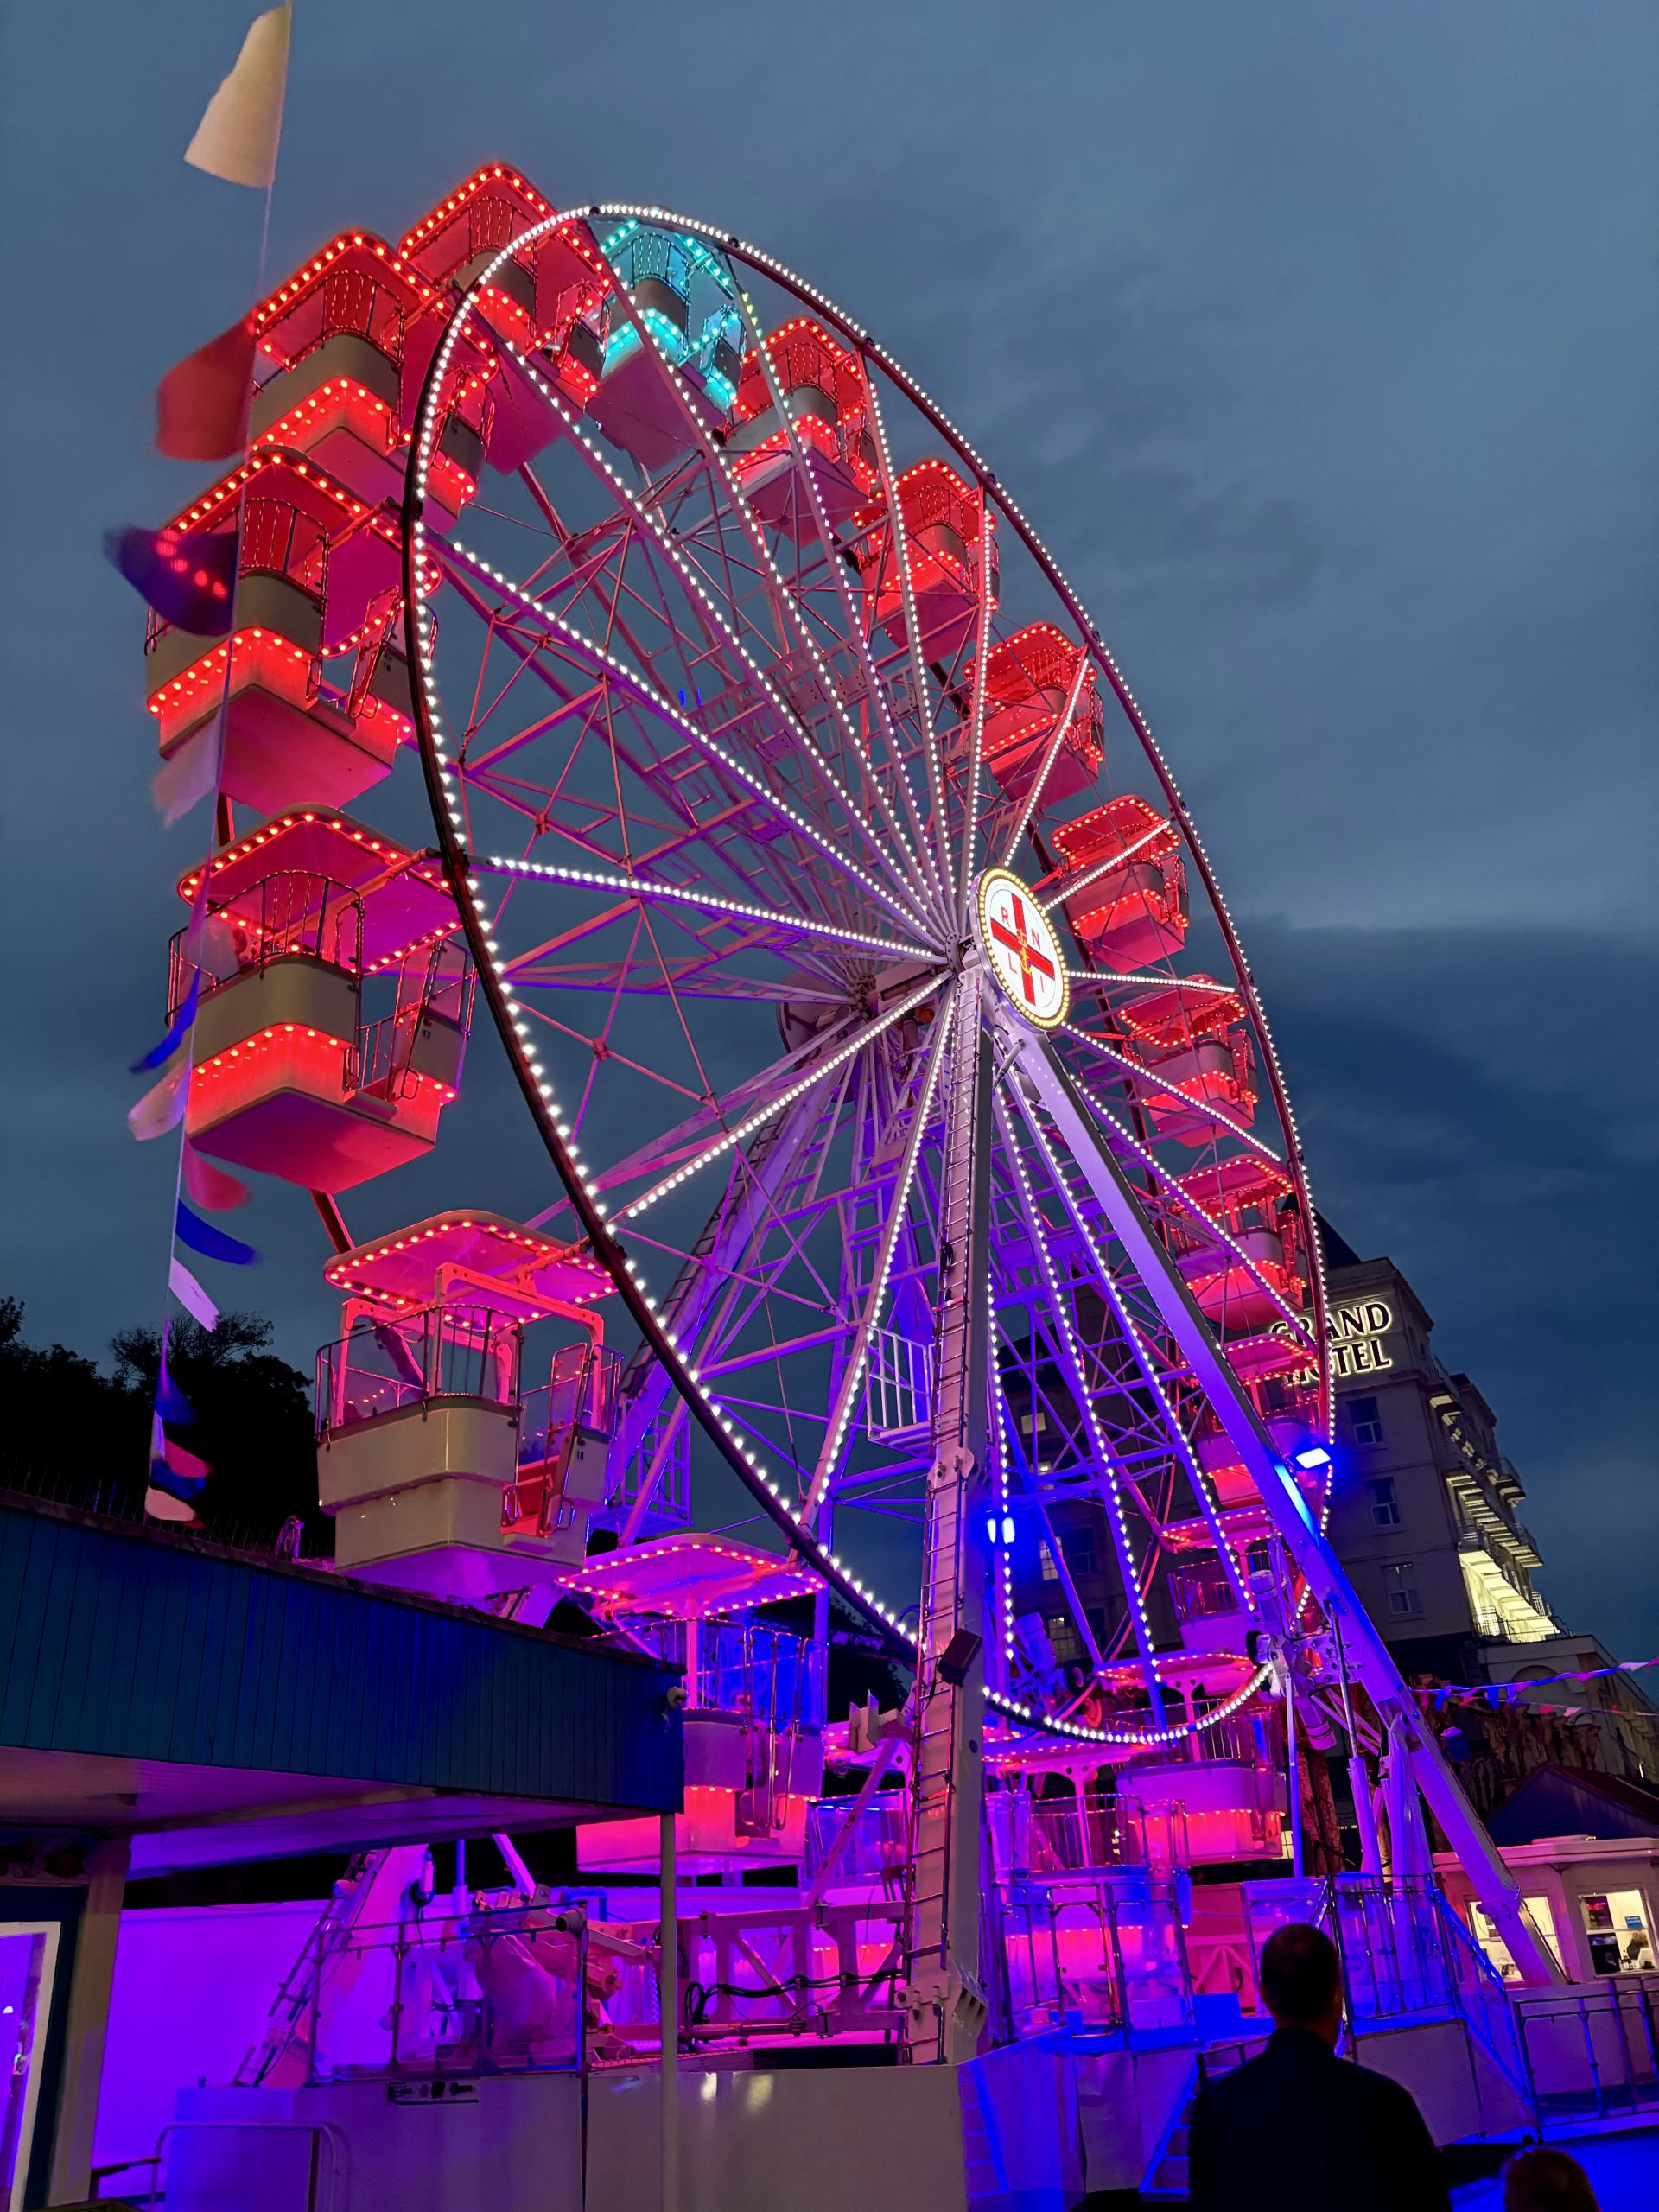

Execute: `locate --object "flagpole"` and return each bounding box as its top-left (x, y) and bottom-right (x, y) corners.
top-left (143, 7), bottom-right (290, 1523)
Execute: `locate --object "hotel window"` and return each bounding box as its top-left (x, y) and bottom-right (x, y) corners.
top-left (1061, 1528), bottom-right (1100, 1579)
top-left (1039, 1543), bottom-right (1059, 1582)
top-left (1366, 1477), bottom-right (1402, 1529)
top-left (1350, 1395), bottom-right (1385, 1446)
top-left (1382, 1563), bottom-right (1422, 1618)
top-left (1047, 1615), bottom-right (1083, 1666)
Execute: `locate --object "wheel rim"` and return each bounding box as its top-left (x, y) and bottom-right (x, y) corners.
top-left (402, 206), bottom-right (1332, 1749)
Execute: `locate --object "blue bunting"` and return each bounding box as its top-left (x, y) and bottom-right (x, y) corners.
top-left (105, 524), bottom-right (238, 634)
top-left (155, 1363), bottom-right (196, 1427)
top-left (130, 975), bottom-right (200, 1074)
top-left (175, 1200), bottom-right (258, 1267)
top-left (147, 1413), bottom-right (209, 1503)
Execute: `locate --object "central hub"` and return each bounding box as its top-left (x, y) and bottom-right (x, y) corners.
top-left (972, 867), bottom-right (1071, 1029)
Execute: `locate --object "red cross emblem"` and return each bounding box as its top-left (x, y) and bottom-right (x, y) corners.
top-left (988, 889), bottom-right (1056, 1007)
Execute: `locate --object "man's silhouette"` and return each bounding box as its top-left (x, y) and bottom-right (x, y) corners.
top-left (1189, 1921), bottom-right (1450, 2211)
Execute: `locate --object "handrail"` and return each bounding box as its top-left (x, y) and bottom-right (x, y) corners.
top-left (1430, 1885), bottom-right (1538, 2116)
top-left (315, 1306), bottom-right (521, 1437)
top-left (168, 872), bottom-right (365, 1019)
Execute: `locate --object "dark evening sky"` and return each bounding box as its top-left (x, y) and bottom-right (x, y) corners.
top-left (2, 3), bottom-right (1654, 1649)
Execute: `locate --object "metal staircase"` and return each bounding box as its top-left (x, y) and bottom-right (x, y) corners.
top-left (233, 1845), bottom-right (432, 2086)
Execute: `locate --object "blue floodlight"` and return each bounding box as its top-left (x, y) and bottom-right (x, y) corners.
top-left (1293, 1445), bottom-right (1333, 1471)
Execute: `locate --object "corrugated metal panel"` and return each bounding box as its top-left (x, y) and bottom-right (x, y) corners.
top-left (0, 1504), bottom-right (679, 1812)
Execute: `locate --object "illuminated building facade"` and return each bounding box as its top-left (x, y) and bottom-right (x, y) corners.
top-left (1319, 1227), bottom-right (1659, 1787)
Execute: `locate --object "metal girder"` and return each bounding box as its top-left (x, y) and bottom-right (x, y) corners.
top-left (904, 971), bottom-right (995, 2063)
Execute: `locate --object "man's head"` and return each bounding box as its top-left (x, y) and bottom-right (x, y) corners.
top-left (1502, 2148), bottom-right (1599, 2212)
top-left (1258, 1923), bottom-right (1344, 2046)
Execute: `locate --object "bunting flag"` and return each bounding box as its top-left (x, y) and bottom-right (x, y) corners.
top-left (131, 976), bottom-right (200, 1074)
top-left (182, 1143), bottom-right (251, 1211)
top-left (155, 1363), bottom-right (197, 1427)
top-left (1428, 1654), bottom-right (1659, 1708)
top-left (147, 1414), bottom-right (208, 1512)
top-left (128, 1058), bottom-right (188, 1141)
top-left (184, 910), bottom-right (240, 979)
top-left (176, 1200), bottom-right (258, 1267)
top-left (144, 1477), bottom-right (200, 1527)
top-left (169, 1256), bottom-right (219, 1332)
top-left (152, 723), bottom-right (219, 827)
top-left (156, 319), bottom-right (257, 462)
top-left (105, 525), bottom-right (237, 633)
top-left (183, 5), bottom-right (291, 191)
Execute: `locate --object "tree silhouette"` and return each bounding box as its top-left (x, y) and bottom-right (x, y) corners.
top-left (1, 1298), bottom-right (329, 1554)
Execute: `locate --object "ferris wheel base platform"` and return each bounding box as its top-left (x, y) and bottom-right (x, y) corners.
top-left (159, 2000), bottom-right (1540, 2212)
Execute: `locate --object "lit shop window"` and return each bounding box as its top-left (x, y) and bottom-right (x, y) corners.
top-left (1581, 1890), bottom-right (1656, 1977)
top-left (1366, 1477), bottom-right (1402, 1529)
top-left (1383, 1563), bottom-right (1422, 1618)
top-left (1350, 1395), bottom-right (1385, 1446)
top-left (1469, 1897), bottom-right (1563, 1983)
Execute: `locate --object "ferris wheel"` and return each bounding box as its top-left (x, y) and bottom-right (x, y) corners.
top-left (137, 167), bottom-right (1556, 2070)
top-left (398, 197), bottom-right (1338, 1751)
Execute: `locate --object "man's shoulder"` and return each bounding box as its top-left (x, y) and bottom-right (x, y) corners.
top-left (1193, 2049), bottom-right (1280, 2112)
top-left (1344, 2058), bottom-right (1432, 2116)
top-left (1196, 2044), bottom-right (1422, 2114)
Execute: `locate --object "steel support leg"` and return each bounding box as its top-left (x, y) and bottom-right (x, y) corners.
top-left (905, 970), bottom-right (994, 2061)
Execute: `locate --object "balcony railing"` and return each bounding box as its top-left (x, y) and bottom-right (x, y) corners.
top-left (865, 1328), bottom-right (933, 1444)
top-left (263, 266), bottom-right (406, 374)
top-left (517, 1344), bottom-right (621, 1468)
top-left (598, 1402), bottom-right (691, 1530)
top-left (307, 1899), bottom-right (583, 2080)
top-left (805, 1796), bottom-right (911, 1888)
top-left (169, 872), bottom-right (365, 1019)
top-left (626, 1619), bottom-right (826, 1731)
top-left (1168, 1562), bottom-right (1241, 1624)
top-left (1001, 1868), bottom-right (1196, 2039)
top-left (315, 1308), bottom-right (520, 1436)
top-left (506, 1344), bottom-right (624, 1537)
top-left (1093, 1713), bottom-right (1266, 1770)
top-left (596, 1898), bottom-right (906, 2055)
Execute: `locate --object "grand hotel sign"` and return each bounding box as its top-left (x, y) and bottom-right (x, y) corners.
top-left (1327, 1298), bottom-right (1396, 1379)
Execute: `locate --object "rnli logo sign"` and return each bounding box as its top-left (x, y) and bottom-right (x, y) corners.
top-left (976, 868), bottom-right (1070, 1030)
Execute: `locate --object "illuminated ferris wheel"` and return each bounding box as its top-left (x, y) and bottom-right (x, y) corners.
top-left (140, 166), bottom-right (1556, 2070)
top-left (398, 191), bottom-right (1338, 1764)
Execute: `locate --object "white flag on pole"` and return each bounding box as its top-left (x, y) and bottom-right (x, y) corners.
top-left (152, 721), bottom-right (219, 826)
top-left (184, 5), bottom-right (292, 191)
top-left (128, 1058), bottom-right (188, 1141)
top-left (169, 1256), bottom-right (220, 1332)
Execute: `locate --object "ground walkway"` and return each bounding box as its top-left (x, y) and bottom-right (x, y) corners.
top-left (1452, 2125), bottom-right (1659, 2208)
